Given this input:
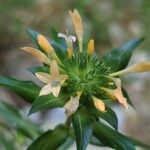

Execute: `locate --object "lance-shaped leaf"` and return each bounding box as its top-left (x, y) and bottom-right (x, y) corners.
top-left (28, 66), bottom-right (49, 74)
top-left (93, 122), bottom-right (135, 150)
top-left (101, 38), bottom-right (144, 72)
top-left (129, 137), bottom-right (150, 150)
top-left (57, 136), bottom-right (74, 150)
top-left (72, 107), bottom-right (93, 150)
top-left (27, 125), bottom-right (68, 150)
top-left (0, 76), bottom-right (40, 103)
top-left (0, 101), bottom-right (41, 139)
top-left (90, 105), bottom-right (118, 130)
top-left (29, 94), bottom-right (68, 115)
top-left (27, 29), bottom-right (40, 49)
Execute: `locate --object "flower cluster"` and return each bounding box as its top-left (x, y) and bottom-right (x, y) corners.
top-left (21, 9), bottom-right (150, 117)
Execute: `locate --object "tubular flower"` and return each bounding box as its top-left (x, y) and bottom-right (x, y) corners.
top-left (58, 32), bottom-right (76, 58)
top-left (35, 60), bottom-right (68, 97)
top-left (20, 47), bottom-right (51, 65)
top-left (22, 9), bottom-right (150, 117)
top-left (109, 61), bottom-right (150, 77)
top-left (100, 78), bottom-right (128, 109)
top-left (69, 9), bottom-right (83, 52)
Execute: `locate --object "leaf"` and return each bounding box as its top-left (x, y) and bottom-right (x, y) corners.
top-left (28, 66), bottom-right (49, 74)
top-left (89, 135), bottom-right (105, 146)
top-left (129, 137), bottom-right (150, 150)
top-left (101, 38), bottom-right (144, 72)
top-left (27, 29), bottom-right (40, 49)
top-left (27, 125), bottom-right (68, 150)
top-left (29, 94), bottom-right (68, 115)
top-left (72, 107), bottom-right (93, 150)
top-left (0, 76), bottom-right (40, 103)
top-left (0, 134), bottom-right (16, 150)
top-left (57, 136), bottom-right (74, 150)
top-left (91, 105), bottom-right (118, 130)
top-left (93, 122), bottom-right (136, 150)
top-left (0, 101), bottom-right (41, 139)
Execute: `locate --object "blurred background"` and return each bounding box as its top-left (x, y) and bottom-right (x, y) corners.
top-left (0, 0), bottom-right (150, 149)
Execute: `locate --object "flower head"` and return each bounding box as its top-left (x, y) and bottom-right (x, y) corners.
top-left (22, 9), bottom-right (150, 117)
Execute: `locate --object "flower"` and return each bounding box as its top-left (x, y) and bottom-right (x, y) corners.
top-left (58, 32), bottom-right (76, 58)
top-left (69, 9), bottom-right (83, 52)
top-left (109, 61), bottom-right (150, 77)
top-left (63, 93), bottom-right (81, 117)
top-left (87, 39), bottom-right (95, 55)
top-left (20, 47), bottom-right (51, 65)
top-left (37, 34), bottom-right (54, 54)
top-left (35, 60), bottom-right (68, 97)
top-left (92, 96), bottom-right (105, 112)
top-left (100, 78), bottom-right (128, 109)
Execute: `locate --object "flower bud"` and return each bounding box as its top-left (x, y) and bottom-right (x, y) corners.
top-left (87, 39), bottom-right (94, 55)
top-left (92, 96), bottom-right (105, 112)
top-left (38, 34), bottom-right (54, 54)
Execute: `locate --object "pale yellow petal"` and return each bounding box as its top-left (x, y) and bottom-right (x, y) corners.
top-left (87, 39), bottom-right (94, 55)
top-left (37, 34), bottom-right (54, 54)
top-left (92, 96), bottom-right (105, 112)
top-left (50, 60), bottom-right (59, 77)
top-left (21, 47), bottom-right (51, 65)
top-left (39, 84), bottom-right (52, 96)
top-left (35, 72), bottom-right (51, 84)
top-left (64, 95), bottom-right (80, 117)
top-left (59, 74), bottom-right (68, 84)
top-left (112, 78), bottom-right (128, 109)
top-left (51, 85), bottom-right (61, 97)
top-left (69, 9), bottom-right (83, 52)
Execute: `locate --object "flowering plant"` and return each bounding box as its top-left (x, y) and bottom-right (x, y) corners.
top-left (0, 9), bottom-right (150, 150)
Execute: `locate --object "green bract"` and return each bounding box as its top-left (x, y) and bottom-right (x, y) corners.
top-left (0, 9), bottom-right (150, 150)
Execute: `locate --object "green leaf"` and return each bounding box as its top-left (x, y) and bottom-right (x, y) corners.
top-left (57, 136), bottom-right (74, 150)
top-left (0, 134), bottom-right (16, 150)
top-left (27, 29), bottom-right (40, 49)
top-left (28, 66), bottom-right (49, 74)
top-left (129, 137), bottom-right (150, 150)
top-left (0, 101), bottom-right (41, 139)
top-left (72, 107), bottom-right (93, 150)
top-left (27, 125), bottom-right (68, 150)
top-left (0, 76), bottom-right (40, 103)
top-left (89, 135), bottom-right (105, 146)
top-left (101, 38), bottom-right (144, 72)
top-left (93, 122), bottom-right (136, 150)
top-left (91, 105), bottom-right (118, 130)
top-left (29, 94), bottom-right (68, 115)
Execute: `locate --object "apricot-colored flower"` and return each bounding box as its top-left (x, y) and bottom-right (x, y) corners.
top-left (87, 39), bottom-right (95, 55)
top-left (100, 78), bottom-right (128, 109)
top-left (109, 61), bottom-right (150, 77)
top-left (69, 9), bottom-right (83, 52)
top-left (92, 96), bottom-right (105, 112)
top-left (21, 47), bottom-right (51, 65)
top-left (37, 34), bottom-right (54, 54)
